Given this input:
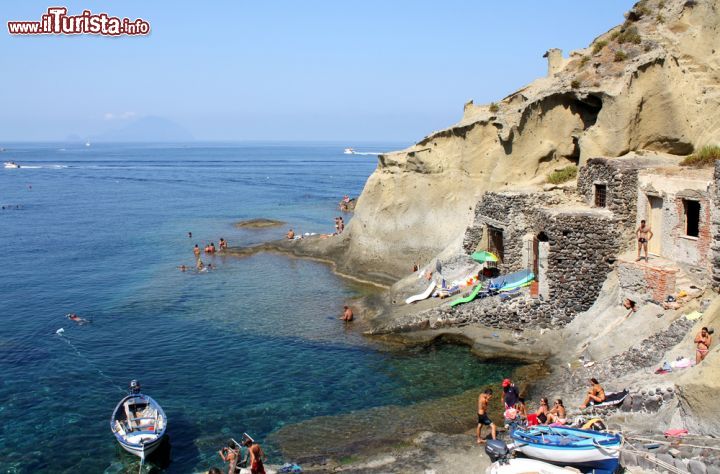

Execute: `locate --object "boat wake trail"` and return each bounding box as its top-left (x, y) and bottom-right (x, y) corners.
top-left (17, 165), bottom-right (68, 169)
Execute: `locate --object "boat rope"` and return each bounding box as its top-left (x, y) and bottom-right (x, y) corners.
top-left (57, 333), bottom-right (125, 394)
top-left (624, 434), bottom-right (720, 452)
top-left (621, 441), bottom-right (687, 474)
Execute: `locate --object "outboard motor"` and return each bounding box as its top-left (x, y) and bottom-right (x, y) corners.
top-left (129, 379), bottom-right (141, 394)
top-left (485, 439), bottom-right (510, 463)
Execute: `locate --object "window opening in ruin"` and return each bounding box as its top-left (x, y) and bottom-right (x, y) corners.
top-left (684, 199), bottom-right (700, 237)
top-left (487, 226), bottom-right (504, 263)
top-left (594, 184), bottom-right (607, 207)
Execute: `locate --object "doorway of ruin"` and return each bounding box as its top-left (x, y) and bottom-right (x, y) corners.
top-left (647, 195), bottom-right (663, 256)
top-left (535, 232), bottom-right (550, 298)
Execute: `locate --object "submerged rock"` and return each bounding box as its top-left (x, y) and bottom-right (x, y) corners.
top-left (234, 218), bottom-right (285, 229)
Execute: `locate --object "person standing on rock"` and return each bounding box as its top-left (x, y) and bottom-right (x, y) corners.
top-left (477, 389), bottom-right (497, 444)
top-left (695, 326), bottom-right (713, 364)
top-left (636, 220), bottom-right (654, 261)
top-left (502, 378), bottom-right (520, 409)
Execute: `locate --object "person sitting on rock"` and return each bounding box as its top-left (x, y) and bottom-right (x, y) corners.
top-left (580, 378), bottom-right (606, 409)
top-left (286, 228), bottom-right (295, 240)
top-left (550, 399), bottom-right (567, 424)
top-left (536, 397), bottom-right (553, 424)
top-left (516, 397), bottom-right (528, 419)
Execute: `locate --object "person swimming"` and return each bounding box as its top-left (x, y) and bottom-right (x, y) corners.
top-left (66, 313), bottom-right (89, 324)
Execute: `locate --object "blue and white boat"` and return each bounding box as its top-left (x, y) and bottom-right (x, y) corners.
top-left (510, 425), bottom-right (622, 473)
top-left (110, 380), bottom-right (167, 460)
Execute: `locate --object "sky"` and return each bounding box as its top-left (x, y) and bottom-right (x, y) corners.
top-left (0, 1), bottom-right (636, 142)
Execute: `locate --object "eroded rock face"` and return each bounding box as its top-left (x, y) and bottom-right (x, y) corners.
top-left (341, 0), bottom-right (720, 280)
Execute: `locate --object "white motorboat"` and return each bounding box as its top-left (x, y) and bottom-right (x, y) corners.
top-left (343, 147), bottom-right (356, 154)
top-left (4, 161), bottom-right (20, 169)
top-left (487, 457), bottom-right (581, 474)
top-left (110, 380), bottom-right (167, 460)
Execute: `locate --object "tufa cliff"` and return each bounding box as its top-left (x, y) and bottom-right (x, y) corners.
top-left (340, 0), bottom-right (720, 279)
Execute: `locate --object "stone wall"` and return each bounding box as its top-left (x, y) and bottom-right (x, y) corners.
top-left (460, 192), bottom-right (622, 328)
top-left (462, 190), bottom-right (575, 274)
top-left (713, 161), bottom-right (720, 291)
top-left (577, 158), bottom-right (641, 237)
top-left (541, 209), bottom-right (620, 313)
top-left (618, 259), bottom-right (678, 304)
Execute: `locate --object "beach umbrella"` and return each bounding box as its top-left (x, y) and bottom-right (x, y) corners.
top-left (471, 250), bottom-right (499, 263)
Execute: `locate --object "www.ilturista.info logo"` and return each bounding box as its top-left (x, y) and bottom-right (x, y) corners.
top-left (7, 7), bottom-right (150, 36)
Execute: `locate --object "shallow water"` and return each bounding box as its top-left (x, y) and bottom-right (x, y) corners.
top-left (0, 143), bottom-right (515, 473)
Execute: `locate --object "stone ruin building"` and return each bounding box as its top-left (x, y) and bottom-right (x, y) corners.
top-left (456, 155), bottom-right (719, 330)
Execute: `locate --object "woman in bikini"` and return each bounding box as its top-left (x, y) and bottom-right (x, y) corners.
top-left (535, 397), bottom-right (553, 424)
top-left (550, 399), bottom-right (567, 424)
top-left (695, 327), bottom-right (712, 364)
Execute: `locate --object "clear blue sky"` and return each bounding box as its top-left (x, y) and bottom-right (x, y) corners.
top-left (1, 1), bottom-right (635, 142)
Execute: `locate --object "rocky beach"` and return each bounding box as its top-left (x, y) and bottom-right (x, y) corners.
top-left (227, 1), bottom-right (720, 471)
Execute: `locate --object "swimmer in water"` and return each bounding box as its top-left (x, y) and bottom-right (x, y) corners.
top-left (179, 265), bottom-right (188, 272)
top-left (66, 313), bottom-right (89, 325)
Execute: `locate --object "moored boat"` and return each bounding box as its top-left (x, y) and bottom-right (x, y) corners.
top-left (510, 425), bottom-right (622, 473)
top-left (110, 380), bottom-right (167, 460)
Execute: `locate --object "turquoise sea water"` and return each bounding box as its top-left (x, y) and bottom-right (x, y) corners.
top-left (0, 143), bottom-right (514, 473)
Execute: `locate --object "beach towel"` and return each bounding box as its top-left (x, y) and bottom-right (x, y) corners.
top-left (664, 428), bottom-right (689, 438)
top-left (671, 358), bottom-right (694, 369)
top-left (589, 390), bottom-right (629, 408)
top-left (685, 311), bottom-right (703, 321)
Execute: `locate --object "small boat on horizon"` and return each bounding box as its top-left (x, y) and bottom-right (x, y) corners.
top-left (4, 161), bottom-right (20, 169)
top-left (111, 380), bottom-right (167, 461)
top-left (343, 147), bottom-right (356, 155)
top-left (85, 141), bottom-right (91, 147)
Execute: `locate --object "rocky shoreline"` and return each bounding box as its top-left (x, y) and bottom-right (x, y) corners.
top-left (225, 231), bottom-right (720, 473)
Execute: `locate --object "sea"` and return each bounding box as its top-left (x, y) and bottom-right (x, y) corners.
top-left (0, 143), bottom-right (514, 473)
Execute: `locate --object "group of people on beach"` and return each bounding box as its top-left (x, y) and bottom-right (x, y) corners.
top-left (476, 377), bottom-right (600, 444)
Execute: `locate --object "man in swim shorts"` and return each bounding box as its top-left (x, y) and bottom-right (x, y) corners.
top-left (636, 220), bottom-right (653, 261)
top-left (695, 326), bottom-right (713, 364)
top-left (477, 388), bottom-right (496, 444)
top-left (194, 244), bottom-right (201, 258)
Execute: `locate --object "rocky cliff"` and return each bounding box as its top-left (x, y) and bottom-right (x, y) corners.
top-left (342, 0), bottom-right (720, 279)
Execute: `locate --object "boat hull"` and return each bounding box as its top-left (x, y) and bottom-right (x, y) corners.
top-left (115, 433), bottom-right (164, 460)
top-left (514, 444), bottom-right (619, 472)
top-left (487, 457), bottom-right (582, 474)
top-left (510, 426), bottom-right (621, 473)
